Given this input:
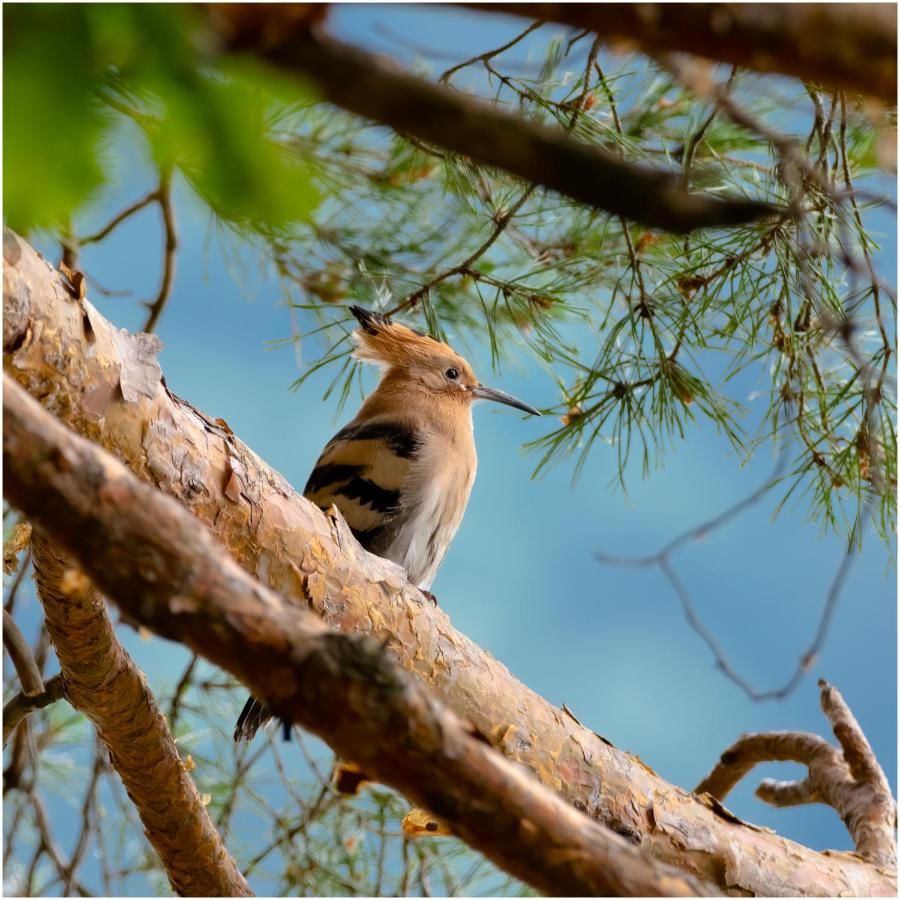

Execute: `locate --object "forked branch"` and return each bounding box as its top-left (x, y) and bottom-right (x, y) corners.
top-left (697, 679), bottom-right (897, 868)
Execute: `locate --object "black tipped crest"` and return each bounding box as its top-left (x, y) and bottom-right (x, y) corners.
top-left (349, 305), bottom-right (437, 342)
top-left (349, 305), bottom-right (389, 336)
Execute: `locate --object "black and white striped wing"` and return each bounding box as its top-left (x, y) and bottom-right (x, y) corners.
top-left (303, 419), bottom-right (421, 556)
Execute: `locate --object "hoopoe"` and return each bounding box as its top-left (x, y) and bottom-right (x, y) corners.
top-left (234, 304), bottom-right (539, 742)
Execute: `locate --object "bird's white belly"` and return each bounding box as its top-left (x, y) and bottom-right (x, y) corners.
top-left (384, 465), bottom-right (473, 590)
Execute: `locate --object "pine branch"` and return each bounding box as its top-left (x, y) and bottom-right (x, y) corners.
top-left (4, 227), bottom-right (894, 897)
top-left (206, 14), bottom-right (778, 232)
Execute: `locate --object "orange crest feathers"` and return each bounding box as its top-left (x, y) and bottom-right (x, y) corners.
top-left (349, 305), bottom-right (459, 369)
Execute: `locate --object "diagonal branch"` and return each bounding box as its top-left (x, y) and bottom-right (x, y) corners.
top-left (3, 227), bottom-right (894, 896)
top-left (205, 12), bottom-right (778, 233)
top-left (471, 3), bottom-right (897, 102)
top-left (25, 530), bottom-right (252, 897)
top-left (4, 373), bottom-right (708, 899)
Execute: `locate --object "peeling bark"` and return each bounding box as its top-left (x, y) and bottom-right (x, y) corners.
top-left (3, 229), bottom-right (896, 896)
top-left (27, 534), bottom-right (252, 897)
top-left (4, 374), bottom-right (709, 898)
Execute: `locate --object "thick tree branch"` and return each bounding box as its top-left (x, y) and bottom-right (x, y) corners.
top-left (473, 4), bottom-right (897, 103)
top-left (205, 12), bottom-right (778, 233)
top-left (3, 228), bottom-right (894, 896)
top-left (4, 374), bottom-right (708, 898)
top-left (25, 532), bottom-right (253, 897)
top-left (696, 680), bottom-right (897, 868)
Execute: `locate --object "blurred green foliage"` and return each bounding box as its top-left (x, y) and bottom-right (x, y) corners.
top-left (3, 4), bottom-right (320, 232)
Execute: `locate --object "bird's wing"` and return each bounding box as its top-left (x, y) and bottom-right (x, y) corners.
top-left (303, 418), bottom-right (422, 552)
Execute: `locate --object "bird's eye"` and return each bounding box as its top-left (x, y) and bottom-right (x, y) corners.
top-left (445, 367), bottom-right (460, 381)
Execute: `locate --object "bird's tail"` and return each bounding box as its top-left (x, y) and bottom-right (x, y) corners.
top-left (234, 694), bottom-right (272, 742)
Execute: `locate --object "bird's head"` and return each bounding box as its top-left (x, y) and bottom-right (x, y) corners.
top-left (349, 305), bottom-right (540, 416)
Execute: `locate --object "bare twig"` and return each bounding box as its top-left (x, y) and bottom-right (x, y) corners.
top-left (167, 653), bottom-right (198, 733)
top-left (76, 189), bottom-right (160, 247)
top-left (389, 185), bottom-right (536, 317)
top-left (3, 608), bottom-right (45, 696)
top-left (143, 167), bottom-right (177, 333)
top-left (62, 745), bottom-right (105, 895)
top-left (67, 169), bottom-right (177, 334)
top-left (439, 20), bottom-right (542, 84)
top-left (681, 67), bottom-right (737, 188)
top-left (4, 545), bottom-right (32, 614)
top-left (595, 450), bottom-right (873, 702)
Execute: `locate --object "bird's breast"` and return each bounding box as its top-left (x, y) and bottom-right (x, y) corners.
top-left (389, 431), bottom-right (476, 590)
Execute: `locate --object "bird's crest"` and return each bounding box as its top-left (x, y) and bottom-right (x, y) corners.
top-left (349, 305), bottom-right (458, 369)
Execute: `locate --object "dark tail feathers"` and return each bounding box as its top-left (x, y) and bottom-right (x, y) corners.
top-left (234, 695), bottom-right (272, 742)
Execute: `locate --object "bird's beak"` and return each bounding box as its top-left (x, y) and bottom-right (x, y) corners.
top-left (471, 384), bottom-right (541, 416)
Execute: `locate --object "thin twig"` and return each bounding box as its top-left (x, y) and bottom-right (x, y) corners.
top-left (439, 20), bottom-right (542, 84)
top-left (75, 190), bottom-right (160, 247)
top-left (388, 185), bottom-right (537, 317)
top-left (4, 546), bottom-right (32, 615)
top-left (167, 653), bottom-right (198, 733)
top-left (681, 67), bottom-right (737, 188)
top-left (3, 673), bottom-right (65, 748)
top-left (62, 745), bottom-right (105, 895)
top-left (143, 166), bottom-right (177, 333)
top-left (3, 609), bottom-right (45, 696)
top-left (595, 447), bottom-right (877, 701)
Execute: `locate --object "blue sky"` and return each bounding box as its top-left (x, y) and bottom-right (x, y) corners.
top-left (8, 4), bottom-right (897, 895)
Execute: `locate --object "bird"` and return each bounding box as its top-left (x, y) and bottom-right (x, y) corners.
top-left (234, 304), bottom-right (540, 743)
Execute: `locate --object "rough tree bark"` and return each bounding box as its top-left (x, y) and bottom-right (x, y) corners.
top-left (4, 373), bottom-right (710, 899)
top-left (3, 229), bottom-right (896, 896)
top-left (27, 534), bottom-right (252, 897)
top-left (472, 3), bottom-right (897, 103)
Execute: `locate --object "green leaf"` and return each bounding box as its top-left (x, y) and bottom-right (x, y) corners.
top-left (3, 5), bottom-right (109, 231)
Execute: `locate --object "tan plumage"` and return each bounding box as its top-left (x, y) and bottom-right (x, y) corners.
top-left (235, 305), bottom-right (539, 742)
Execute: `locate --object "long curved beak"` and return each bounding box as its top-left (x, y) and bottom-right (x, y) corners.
top-left (471, 384), bottom-right (541, 416)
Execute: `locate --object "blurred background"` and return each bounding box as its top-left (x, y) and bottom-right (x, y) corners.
top-left (4, 4), bottom-right (896, 896)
